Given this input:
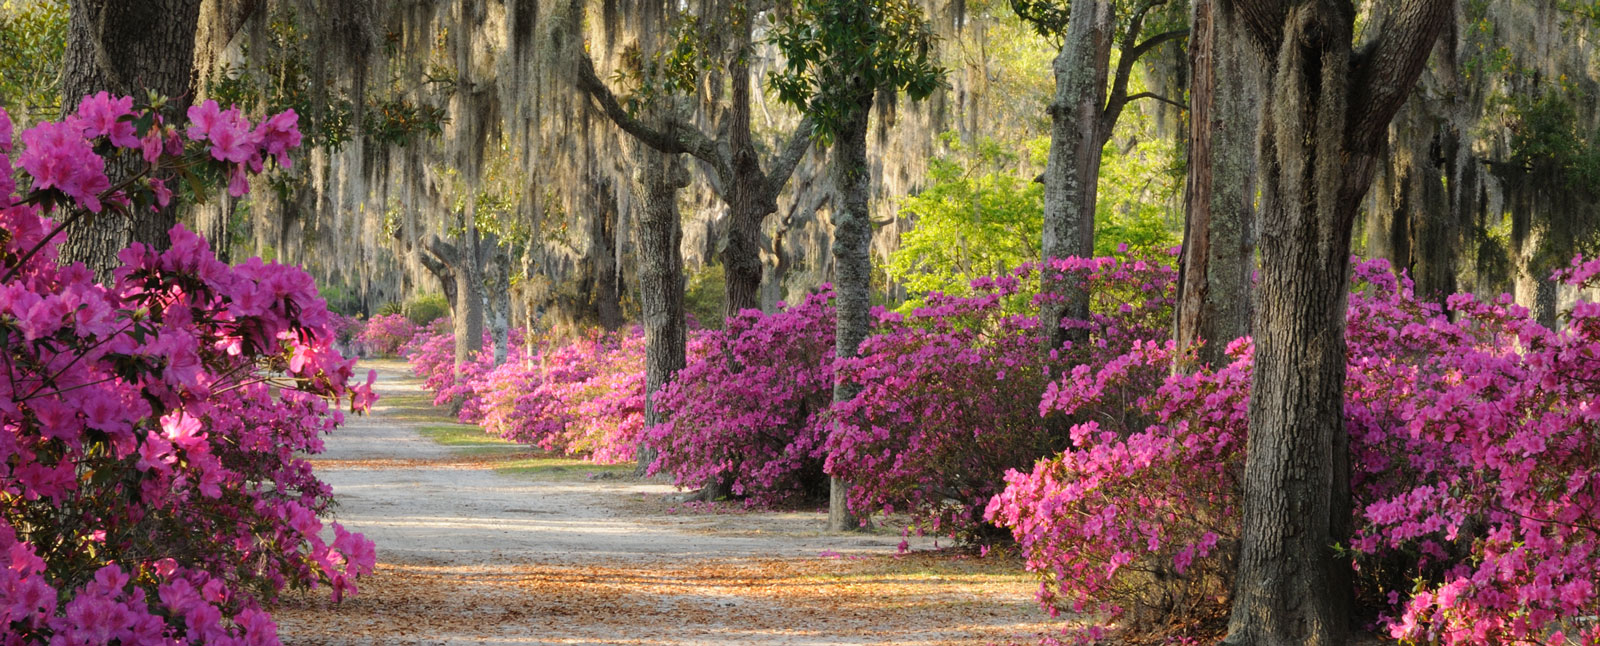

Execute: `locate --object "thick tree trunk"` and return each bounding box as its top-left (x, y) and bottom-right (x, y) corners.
top-left (722, 48), bottom-right (765, 320)
top-left (58, 0), bottom-right (203, 279)
top-left (1225, 2), bottom-right (1451, 644)
top-left (1228, 22), bottom-right (1360, 645)
top-left (1176, 0), bottom-right (1260, 368)
top-left (632, 146), bottom-right (689, 475)
top-left (828, 97), bottom-right (874, 533)
top-left (1040, 0), bottom-right (1114, 356)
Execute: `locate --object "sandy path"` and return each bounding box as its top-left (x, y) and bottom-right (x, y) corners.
top-left (273, 362), bottom-right (1053, 645)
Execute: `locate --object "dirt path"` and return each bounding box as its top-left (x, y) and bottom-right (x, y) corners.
top-left (273, 361), bottom-right (1053, 645)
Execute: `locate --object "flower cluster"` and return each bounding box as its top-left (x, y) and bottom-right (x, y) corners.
top-left (404, 326), bottom-right (644, 464)
top-left (989, 258), bottom-right (1600, 645)
top-left (829, 254), bottom-right (1177, 538)
top-left (0, 102), bottom-right (373, 645)
top-left (644, 291), bottom-right (838, 505)
top-left (356, 313), bottom-right (419, 356)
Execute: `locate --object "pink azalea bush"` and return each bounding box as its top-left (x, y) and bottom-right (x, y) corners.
top-left (644, 290), bottom-right (838, 505)
top-left (404, 325), bottom-right (644, 464)
top-left (470, 328), bottom-right (645, 464)
top-left (357, 313), bottom-right (418, 356)
top-left (988, 258), bottom-right (1600, 644)
top-left (828, 254), bottom-right (1177, 538)
top-left (0, 100), bottom-right (374, 645)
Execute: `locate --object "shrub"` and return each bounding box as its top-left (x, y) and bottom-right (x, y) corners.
top-left (645, 290), bottom-right (838, 505)
top-left (989, 258), bottom-right (1600, 645)
top-left (405, 324), bottom-right (644, 464)
top-left (358, 312), bottom-right (419, 356)
top-left (403, 293), bottom-right (450, 325)
top-left (0, 100), bottom-right (374, 645)
top-left (830, 253), bottom-right (1177, 539)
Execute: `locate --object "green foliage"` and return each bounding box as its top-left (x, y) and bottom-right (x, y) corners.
top-left (684, 263), bottom-right (728, 329)
top-left (609, 12), bottom-right (715, 115)
top-left (1009, 0), bottom-right (1187, 44)
top-left (375, 301), bottom-right (405, 317)
top-left (1009, 0), bottom-right (1071, 41)
top-left (1095, 130), bottom-right (1183, 256)
top-left (317, 280), bottom-right (362, 316)
top-left (769, 0), bottom-right (947, 145)
top-left (889, 134), bottom-right (1043, 308)
top-left (0, 0), bottom-right (67, 125)
top-left (403, 293), bottom-right (451, 325)
top-left (1504, 88), bottom-right (1600, 194)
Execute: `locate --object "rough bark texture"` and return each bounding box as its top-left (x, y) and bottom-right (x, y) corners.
top-left (58, 0), bottom-right (203, 279)
top-left (1039, 0), bottom-right (1114, 355)
top-left (632, 146), bottom-right (690, 475)
top-left (828, 98), bottom-right (874, 533)
top-left (1224, 2), bottom-right (1452, 645)
top-left (1175, 0), bottom-right (1260, 368)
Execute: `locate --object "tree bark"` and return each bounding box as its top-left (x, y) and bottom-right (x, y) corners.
top-left (594, 194), bottom-right (625, 331)
top-left (58, 0), bottom-right (203, 279)
top-left (483, 232), bottom-right (512, 366)
top-left (632, 145), bottom-right (690, 476)
top-left (722, 40), bottom-right (766, 319)
top-left (1223, 2), bottom-right (1452, 645)
top-left (828, 96), bottom-right (874, 533)
top-left (1176, 0), bottom-right (1261, 368)
top-left (420, 217), bottom-right (485, 382)
top-left (1039, 0), bottom-right (1114, 356)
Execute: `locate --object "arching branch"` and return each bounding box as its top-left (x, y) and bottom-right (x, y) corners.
top-left (573, 51), bottom-right (734, 188)
top-left (1103, 28), bottom-right (1190, 129)
top-left (761, 118), bottom-right (816, 204)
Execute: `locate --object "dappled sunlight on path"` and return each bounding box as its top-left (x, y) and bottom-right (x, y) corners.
top-left (273, 361), bottom-right (1052, 645)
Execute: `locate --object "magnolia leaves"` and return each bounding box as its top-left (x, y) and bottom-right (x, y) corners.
top-left (768, 0), bottom-right (947, 147)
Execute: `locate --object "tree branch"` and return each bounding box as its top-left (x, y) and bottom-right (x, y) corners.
top-left (1104, 27), bottom-right (1190, 129)
top-left (1125, 91), bottom-right (1188, 111)
top-left (760, 117), bottom-right (816, 203)
top-left (420, 233), bottom-right (459, 279)
top-left (1346, 0), bottom-right (1454, 154)
top-left (573, 48), bottom-right (734, 188)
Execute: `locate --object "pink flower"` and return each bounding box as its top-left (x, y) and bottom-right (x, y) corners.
top-left (186, 100), bottom-right (223, 140)
top-left (74, 91), bottom-right (139, 148)
top-left (18, 119), bottom-right (110, 212)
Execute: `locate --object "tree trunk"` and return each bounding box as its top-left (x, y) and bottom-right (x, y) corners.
top-left (722, 44), bottom-right (765, 320)
top-left (1175, 0), bottom-right (1260, 368)
top-left (632, 145), bottom-right (689, 476)
top-left (483, 233), bottom-right (512, 366)
top-left (828, 96), bottom-right (874, 533)
top-left (451, 211), bottom-right (485, 378)
top-left (594, 192), bottom-right (625, 331)
top-left (1040, 0), bottom-right (1114, 356)
top-left (58, 0), bottom-right (204, 280)
top-left (1225, 2), bottom-right (1451, 644)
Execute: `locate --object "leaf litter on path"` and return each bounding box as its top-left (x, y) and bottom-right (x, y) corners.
top-left (272, 362), bottom-right (1055, 645)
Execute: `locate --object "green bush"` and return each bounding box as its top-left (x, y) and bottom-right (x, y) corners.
top-left (685, 264), bottom-right (727, 328)
top-left (403, 293), bottom-right (450, 325)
